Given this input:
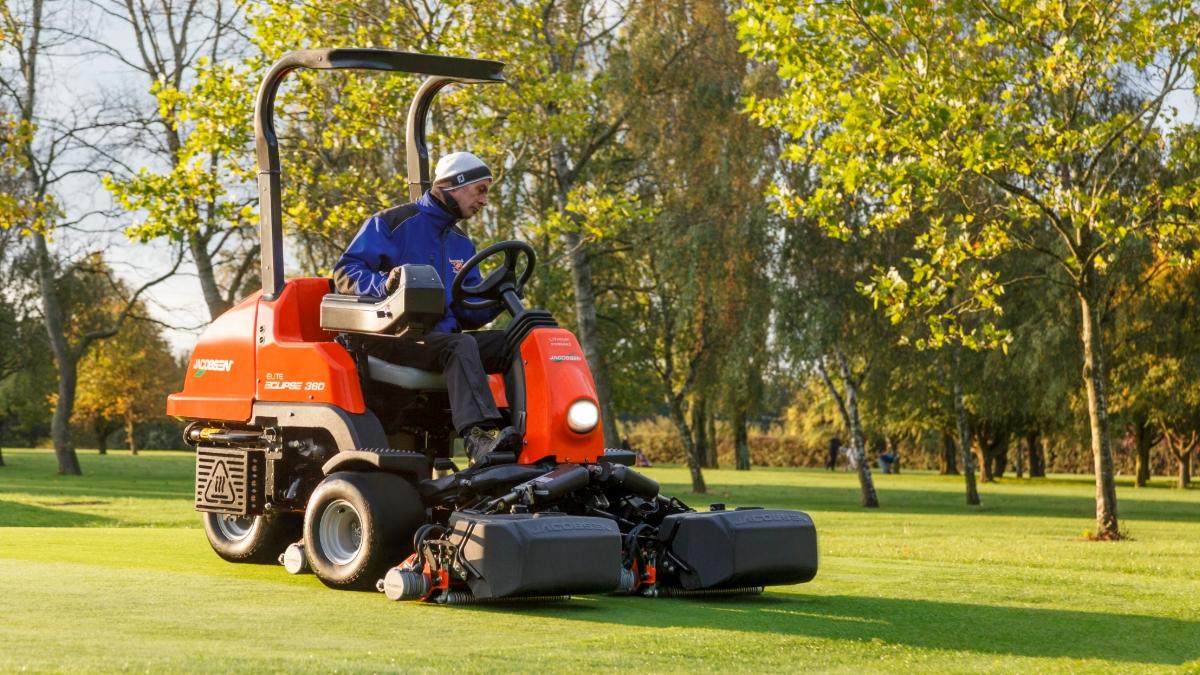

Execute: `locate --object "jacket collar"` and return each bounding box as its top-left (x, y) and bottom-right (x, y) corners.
top-left (416, 191), bottom-right (457, 230)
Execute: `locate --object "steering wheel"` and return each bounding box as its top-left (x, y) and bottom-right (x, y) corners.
top-left (451, 240), bottom-right (536, 312)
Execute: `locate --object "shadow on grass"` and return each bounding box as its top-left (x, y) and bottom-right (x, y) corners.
top-left (658, 483), bottom-right (1200, 523)
top-left (475, 593), bottom-right (1197, 665)
top-left (0, 500), bottom-right (117, 527)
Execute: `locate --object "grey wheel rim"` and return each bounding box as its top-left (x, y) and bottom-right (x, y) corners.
top-left (318, 499), bottom-right (363, 565)
top-left (216, 514), bottom-right (256, 541)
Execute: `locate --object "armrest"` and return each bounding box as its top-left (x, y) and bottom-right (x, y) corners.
top-left (320, 264), bottom-right (444, 337)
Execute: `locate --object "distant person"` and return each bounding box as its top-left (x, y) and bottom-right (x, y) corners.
top-left (878, 448), bottom-right (899, 474)
top-left (623, 436), bottom-right (652, 468)
top-left (826, 436), bottom-right (841, 471)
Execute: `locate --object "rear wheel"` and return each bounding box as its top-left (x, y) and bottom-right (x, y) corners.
top-left (202, 512), bottom-right (301, 563)
top-left (304, 471), bottom-right (426, 590)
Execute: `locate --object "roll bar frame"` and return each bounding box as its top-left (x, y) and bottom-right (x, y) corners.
top-left (253, 48), bottom-right (505, 300)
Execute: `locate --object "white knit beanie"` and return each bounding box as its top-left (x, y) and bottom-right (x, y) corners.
top-left (433, 152), bottom-right (492, 190)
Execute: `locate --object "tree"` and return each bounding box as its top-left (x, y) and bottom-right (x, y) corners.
top-left (73, 299), bottom-right (180, 454)
top-left (1113, 264), bottom-right (1200, 487)
top-left (96, 0), bottom-right (259, 321)
top-left (818, 352), bottom-right (880, 506)
top-left (0, 0), bottom-right (183, 474)
top-left (604, 0), bottom-right (778, 485)
top-left (464, 0), bottom-right (698, 450)
top-left (0, 116), bottom-right (30, 467)
top-left (736, 0), bottom-right (1200, 537)
top-left (775, 210), bottom-right (884, 506)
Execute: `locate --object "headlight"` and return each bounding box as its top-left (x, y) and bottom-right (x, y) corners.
top-left (566, 399), bottom-right (599, 434)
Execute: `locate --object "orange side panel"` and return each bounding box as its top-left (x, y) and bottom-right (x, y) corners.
top-left (518, 328), bottom-right (604, 464)
top-left (166, 293), bottom-right (261, 422)
top-left (488, 373), bottom-right (508, 409)
top-left (255, 277), bottom-right (365, 414)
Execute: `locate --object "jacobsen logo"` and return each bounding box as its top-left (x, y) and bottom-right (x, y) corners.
top-left (193, 359), bottom-right (234, 377)
top-left (736, 511), bottom-right (808, 524)
top-left (549, 355), bottom-right (583, 362)
top-left (531, 521), bottom-right (608, 534)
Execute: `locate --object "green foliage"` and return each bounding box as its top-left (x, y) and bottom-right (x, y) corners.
top-left (0, 115), bottom-right (57, 235)
top-left (0, 347), bottom-right (55, 447)
top-left (104, 58), bottom-right (260, 245)
top-left (540, 185), bottom-right (657, 240)
top-left (1111, 265), bottom-right (1200, 434)
top-left (735, 0), bottom-right (1200, 347)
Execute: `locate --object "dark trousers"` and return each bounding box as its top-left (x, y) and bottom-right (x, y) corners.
top-left (365, 330), bottom-right (508, 434)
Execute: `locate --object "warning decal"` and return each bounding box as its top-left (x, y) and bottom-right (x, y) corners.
top-left (204, 460), bottom-right (236, 504)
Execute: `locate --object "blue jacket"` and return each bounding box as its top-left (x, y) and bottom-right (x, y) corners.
top-left (332, 192), bottom-right (500, 333)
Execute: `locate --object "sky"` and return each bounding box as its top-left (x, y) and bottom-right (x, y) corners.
top-left (37, 4), bottom-right (228, 356)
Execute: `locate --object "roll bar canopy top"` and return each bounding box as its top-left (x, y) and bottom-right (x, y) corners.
top-left (253, 48), bottom-right (505, 300)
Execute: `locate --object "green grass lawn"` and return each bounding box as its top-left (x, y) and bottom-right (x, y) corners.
top-left (1, 448), bottom-right (1197, 673)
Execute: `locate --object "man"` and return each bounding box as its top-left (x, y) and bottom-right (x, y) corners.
top-left (826, 436), bottom-right (841, 471)
top-left (333, 151), bottom-right (520, 465)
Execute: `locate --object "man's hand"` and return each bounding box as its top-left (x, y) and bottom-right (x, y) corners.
top-left (384, 266), bottom-right (404, 295)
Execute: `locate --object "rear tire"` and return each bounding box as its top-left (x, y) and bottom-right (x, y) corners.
top-left (304, 471), bottom-right (426, 590)
top-left (202, 512), bottom-right (301, 564)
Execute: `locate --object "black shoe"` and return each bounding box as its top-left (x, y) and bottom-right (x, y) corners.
top-left (464, 426), bottom-right (521, 466)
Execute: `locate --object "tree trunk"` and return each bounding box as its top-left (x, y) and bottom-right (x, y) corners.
top-left (706, 410), bottom-right (718, 469)
top-left (33, 233), bottom-right (82, 476)
top-left (1078, 291), bottom-right (1120, 537)
top-left (1014, 434), bottom-right (1025, 478)
top-left (1132, 414), bottom-right (1157, 488)
top-left (692, 397), bottom-right (709, 469)
top-left (817, 352), bottom-right (879, 507)
top-left (1162, 429), bottom-right (1196, 489)
top-left (976, 431), bottom-right (994, 483)
top-left (668, 397), bottom-right (706, 493)
top-left (1025, 432), bottom-right (1046, 477)
top-left (990, 432), bottom-right (1009, 479)
top-left (734, 408), bottom-right (750, 470)
top-left (0, 446), bottom-right (5, 467)
top-left (189, 232), bottom-right (232, 320)
top-left (125, 412), bottom-right (137, 455)
top-left (562, 233), bottom-right (620, 449)
top-left (95, 418), bottom-right (108, 455)
top-left (940, 430), bottom-right (959, 475)
top-left (834, 350), bottom-right (879, 508)
top-left (19, 3), bottom-right (79, 476)
top-left (952, 370), bottom-right (980, 505)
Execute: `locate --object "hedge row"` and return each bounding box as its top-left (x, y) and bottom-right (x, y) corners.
top-left (627, 433), bottom-right (827, 468)
top-left (626, 432), bottom-right (1193, 476)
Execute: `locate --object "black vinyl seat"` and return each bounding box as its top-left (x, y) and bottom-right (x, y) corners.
top-left (365, 355), bottom-right (447, 391)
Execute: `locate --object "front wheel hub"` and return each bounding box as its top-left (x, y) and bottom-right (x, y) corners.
top-left (318, 499), bottom-right (363, 565)
top-left (215, 515), bottom-right (255, 541)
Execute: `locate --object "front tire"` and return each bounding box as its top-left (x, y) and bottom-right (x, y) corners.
top-left (202, 512), bottom-right (301, 563)
top-left (304, 471), bottom-right (426, 590)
